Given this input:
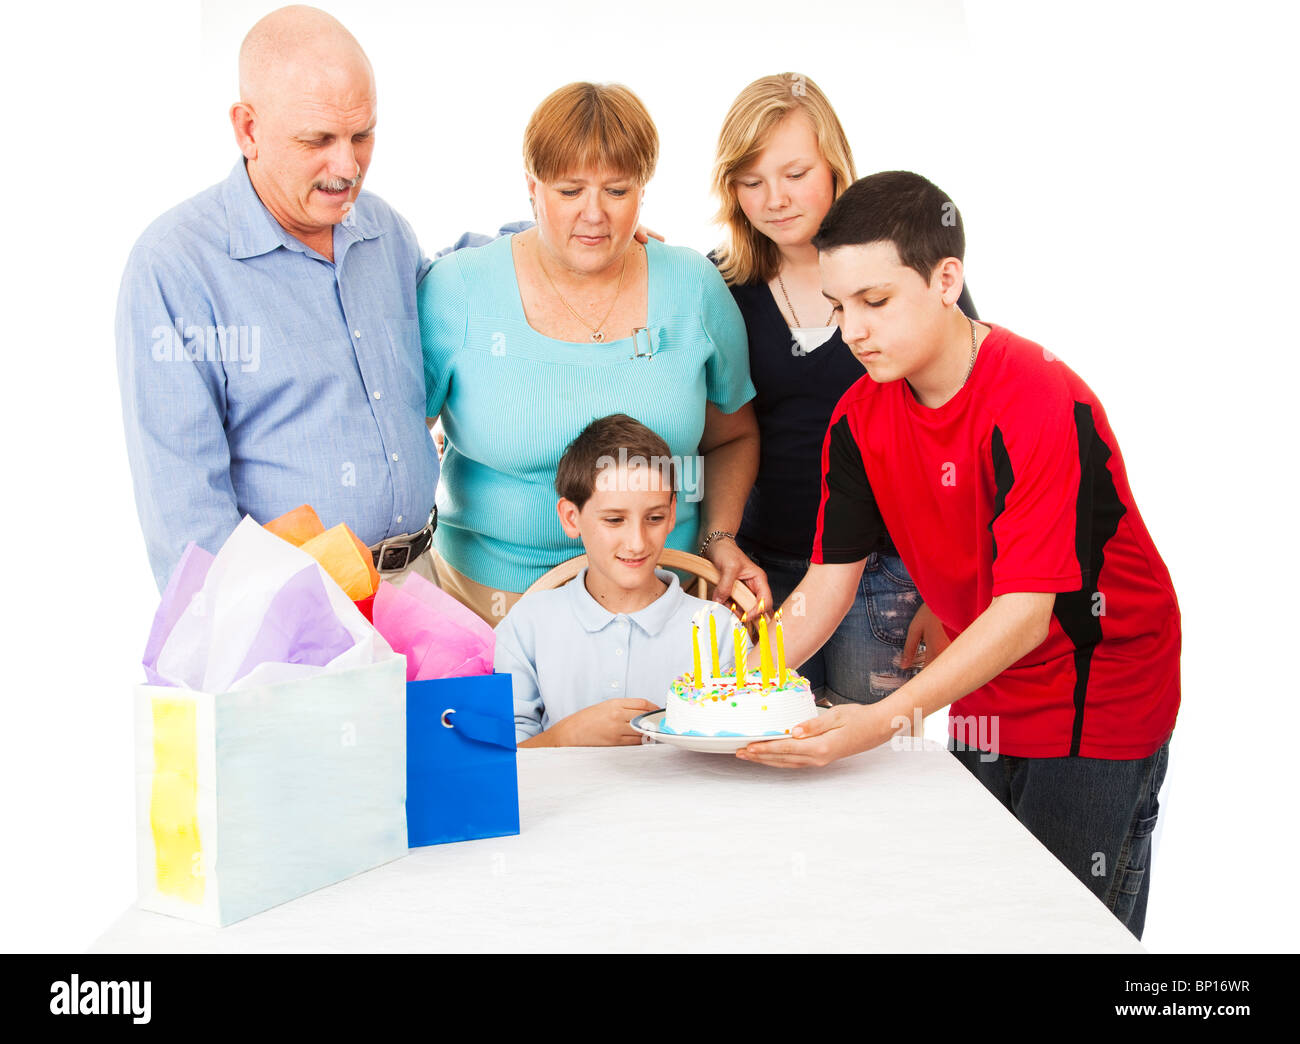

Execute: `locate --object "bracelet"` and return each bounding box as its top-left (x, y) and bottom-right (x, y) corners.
top-left (698, 530), bottom-right (735, 556)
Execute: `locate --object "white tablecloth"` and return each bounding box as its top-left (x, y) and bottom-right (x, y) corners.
top-left (92, 741), bottom-right (1144, 953)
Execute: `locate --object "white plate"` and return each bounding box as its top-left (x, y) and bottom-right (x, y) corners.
top-left (630, 709), bottom-right (825, 754)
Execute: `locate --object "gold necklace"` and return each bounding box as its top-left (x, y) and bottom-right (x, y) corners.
top-left (537, 243), bottom-right (629, 343)
top-left (960, 314), bottom-right (978, 387)
top-left (776, 268), bottom-right (834, 329)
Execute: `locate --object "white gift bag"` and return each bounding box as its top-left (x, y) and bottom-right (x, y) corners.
top-left (135, 657), bottom-right (407, 927)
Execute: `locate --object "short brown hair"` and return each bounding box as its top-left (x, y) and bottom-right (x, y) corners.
top-left (556, 414), bottom-right (676, 509)
top-left (523, 82), bottom-right (659, 186)
top-left (812, 171), bottom-right (964, 284)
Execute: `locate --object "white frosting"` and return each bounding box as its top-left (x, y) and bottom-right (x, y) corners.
top-left (664, 669), bottom-right (816, 737)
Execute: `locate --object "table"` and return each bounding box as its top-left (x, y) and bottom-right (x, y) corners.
top-left (91, 741), bottom-right (1145, 953)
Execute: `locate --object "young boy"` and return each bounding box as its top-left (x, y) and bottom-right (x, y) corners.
top-left (739, 171), bottom-right (1180, 938)
top-left (496, 414), bottom-right (736, 747)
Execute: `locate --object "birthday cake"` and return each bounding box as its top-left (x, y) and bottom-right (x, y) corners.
top-left (661, 668), bottom-right (815, 737)
top-left (659, 605), bottom-right (816, 737)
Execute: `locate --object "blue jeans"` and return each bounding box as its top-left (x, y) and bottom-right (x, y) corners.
top-left (951, 735), bottom-right (1171, 939)
top-left (746, 546), bottom-right (922, 704)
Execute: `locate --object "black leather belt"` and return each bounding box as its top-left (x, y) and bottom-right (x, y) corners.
top-left (370, 507), bottom-right (437, 573)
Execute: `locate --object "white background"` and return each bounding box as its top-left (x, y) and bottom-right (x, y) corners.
top-left (2, 0), bottom-right (1296, 953)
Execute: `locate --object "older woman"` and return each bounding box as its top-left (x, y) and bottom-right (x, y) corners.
top-left (419, 82), bottom-right (770, 623)
top-left (711, 73), bottom-right (976, 704)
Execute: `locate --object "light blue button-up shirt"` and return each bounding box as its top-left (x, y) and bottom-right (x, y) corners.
top-left (116, 159), bottom-right (438, 590)
top-left (495, 568), bottom-right (739, 743)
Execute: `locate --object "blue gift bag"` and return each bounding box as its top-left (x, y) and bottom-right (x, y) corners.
top-left (406, 673), bottom-right (520, 847)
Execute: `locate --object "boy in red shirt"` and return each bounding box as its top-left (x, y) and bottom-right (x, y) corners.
top-left (738, 171), bottom-right (1179, 937)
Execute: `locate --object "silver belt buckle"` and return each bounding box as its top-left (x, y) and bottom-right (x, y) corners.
top-left (372, 513), bottom-right (435, 574)
top-left (376, 539), bottom-right (412, 573)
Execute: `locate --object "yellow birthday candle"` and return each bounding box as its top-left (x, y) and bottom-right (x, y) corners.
top-left (692, 623), bottom-right (702, 686)
top-left (757, 601), bottom-right (773, 689)
top-left (735, 611), bottom-right (747, 686)
top-left (776, 609), bottom-right (787, 686)
top-left (709, 613), bottom-right (720, 677)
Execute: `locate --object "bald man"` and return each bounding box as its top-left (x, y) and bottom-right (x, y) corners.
top-left (116, 6), bottom-right (439, 590)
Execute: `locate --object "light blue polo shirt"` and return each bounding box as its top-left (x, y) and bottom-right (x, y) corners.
top-left (495, 568), bottom-right (739, 743)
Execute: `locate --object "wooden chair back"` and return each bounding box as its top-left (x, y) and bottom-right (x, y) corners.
top-left (522, 549), bottom-right (759, 615)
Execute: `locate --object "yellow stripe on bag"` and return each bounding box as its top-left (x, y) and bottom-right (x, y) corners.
top-left (150, 697), bottom-right (204, 904)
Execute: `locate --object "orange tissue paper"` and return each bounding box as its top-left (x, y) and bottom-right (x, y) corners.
top-left (263, 504), bottom-right (326, 547)
top-left (299, 524), bottom-right (381, 602)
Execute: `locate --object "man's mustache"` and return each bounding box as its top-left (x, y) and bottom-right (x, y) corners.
top-left (316, 175), bottom-right (360, 192)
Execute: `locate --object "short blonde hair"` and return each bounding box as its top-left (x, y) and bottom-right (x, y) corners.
top-left (524, 82), bottom-right (659, 186)
top-left (711, 73), bottom-right (857, 287)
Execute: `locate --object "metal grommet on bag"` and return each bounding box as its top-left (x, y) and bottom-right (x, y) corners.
top-left (441, 708), bottom-right (456, 729)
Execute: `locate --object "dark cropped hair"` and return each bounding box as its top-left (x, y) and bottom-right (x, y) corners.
top-left (556, 414), bottom-right (676, 509)
top-left (812, 170), bottom-right (964, 285)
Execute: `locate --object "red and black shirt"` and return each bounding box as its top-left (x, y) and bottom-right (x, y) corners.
top-left (812, 324), bottom-right (1180, 758)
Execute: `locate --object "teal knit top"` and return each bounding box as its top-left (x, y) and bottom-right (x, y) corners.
top-left (418, 234), bottom-right (755, 593)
